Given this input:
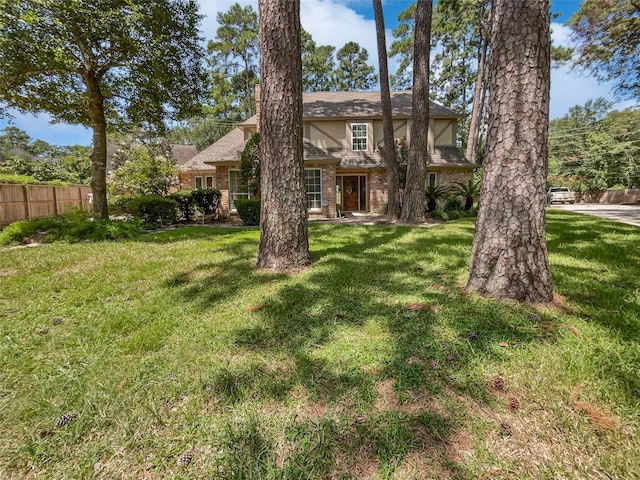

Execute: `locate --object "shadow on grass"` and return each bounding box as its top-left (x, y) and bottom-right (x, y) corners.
top-left (139, 213), bottom-right (638, 476)
top-left (546, 210), bottom-right (640, 340)
top-left (161, 220), bottom-right (565, 477)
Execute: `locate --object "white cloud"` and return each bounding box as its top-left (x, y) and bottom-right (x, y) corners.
top-left (301, 0), bottom-right (378, 59)
top-left (551, 21), bottom-right (573, 48)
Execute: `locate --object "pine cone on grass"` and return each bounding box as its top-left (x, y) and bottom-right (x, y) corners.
top-left (56, 413), bottom-right (77, 428)
top-left (499, 422), bottom-right (512, 437)
top-left (177, 450), bottom-right (193, 467)
top-left (490, 375), bottom-right (505, 392)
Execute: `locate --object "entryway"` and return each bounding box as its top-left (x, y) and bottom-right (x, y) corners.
top-left (336, 175), bottom-right (367, 212)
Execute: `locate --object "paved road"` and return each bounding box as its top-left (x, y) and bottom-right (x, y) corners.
top-left (551, 203), bottom-right (640, 227)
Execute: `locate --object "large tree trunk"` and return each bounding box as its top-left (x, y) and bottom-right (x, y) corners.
top-left (373, 0), bottom-right (400, 221)
top-left (85, 75), bottom-right (109, 218)
top-left (465, 37), bottom-right (487, 163)
top-left (401, 0), bottom-right (431, 223)
top-left (256, 0), bottom-right (311, 271)
top-left (466, 0), bottom-right (553, 303)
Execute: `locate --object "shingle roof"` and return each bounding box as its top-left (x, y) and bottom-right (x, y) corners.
top-left (302, 91), bottom-right (461, 119)
top-left (303, 140), bottom-right (340, 162)
top-left (338, 147), bottom-right (476, 171)
top-left (179, 128), bottom-right (246, 170)
top-left (171, 144), bottom-right (198, 166)
top-left (429, 146), bottom-right (478, 168)
top-left (238, 91), bottom-right (461, 127)
top-left (182, 127), bottom-right (339, 167)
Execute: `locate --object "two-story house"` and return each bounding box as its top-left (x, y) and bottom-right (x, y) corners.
top-left (179, 90), bottom-right (477, 219)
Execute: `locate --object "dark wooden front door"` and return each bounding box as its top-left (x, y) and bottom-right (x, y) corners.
top-left (343, 176), bottom-right (359, 211)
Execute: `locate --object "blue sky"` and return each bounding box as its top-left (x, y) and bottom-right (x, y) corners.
top-left (0, 0), bottom-right (633, 147)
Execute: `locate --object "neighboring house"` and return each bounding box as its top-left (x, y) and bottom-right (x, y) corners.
top-left (179, 89), bottom-right (477, 219)
top-left (0, 147), bottom-right (33, 162)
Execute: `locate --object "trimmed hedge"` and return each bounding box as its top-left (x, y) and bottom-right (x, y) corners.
top-left (168, 190), bottom-right (196, 222)
top-left (125, 195), bottom-right (178, 226)
top-left (234, 198), bottom-right (261, 226)
top-left (192, 188), bottom-right (221, 216)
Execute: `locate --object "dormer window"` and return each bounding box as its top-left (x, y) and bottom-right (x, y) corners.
top-left (351, 123), bottom-right (368, 151)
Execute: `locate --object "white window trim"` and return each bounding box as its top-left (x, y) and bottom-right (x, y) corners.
top-left (228, 169), bottom-right (249, 211)
top-left (305, 168), bottom-right (322, 211)
top-left (351, 123), bottom-right (368, 152)
top-left (205, 175), bottom-right (214, 189)
top-left (194, 175), bottom-right (203, 189)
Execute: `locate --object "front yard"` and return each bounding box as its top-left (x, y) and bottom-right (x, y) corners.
top-left (1, 210), bottom-right (638, 479)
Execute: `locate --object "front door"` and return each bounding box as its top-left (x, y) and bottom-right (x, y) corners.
top-left (343, 176), bottom-right (359, 211)
top-left (338, 175), bottom-right (367, 212)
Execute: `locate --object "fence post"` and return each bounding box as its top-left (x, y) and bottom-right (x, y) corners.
top-left (23, 185), bottom-right (32, 220)
top-left (53, 186), bottom-right (59, 215)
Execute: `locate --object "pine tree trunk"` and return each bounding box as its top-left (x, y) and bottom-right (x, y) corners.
top-left (85, 75), bottom-right (109, 219)
top-left (465, 37), bottom-right (487, 163)
top-left (373, 0), bottom-right (400, 221)
top-left (466, 0), bottom-right (553, 303)
top-left (401, 0), bottom-right (431, 223)
top-left (256, 0), bottom-right (311, 272)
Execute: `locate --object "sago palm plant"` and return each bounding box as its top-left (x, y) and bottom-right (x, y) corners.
top-left (452, 179), bottom-right (481, 210)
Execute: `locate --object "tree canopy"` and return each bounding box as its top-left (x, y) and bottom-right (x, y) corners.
top-left (549, 99), bottom-right (640, 191)
top-left (334, 42), bottom-right (378, 91)
top-left (301, 29), bottom-right (337, 92)
top-left (206, 2), bottom-right (259, 121)
top-left (569, 0), bottom-right (640, 101)
top-left (0, 0), bottom-right (208, 216)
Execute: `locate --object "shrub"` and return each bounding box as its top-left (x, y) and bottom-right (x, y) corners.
top-left (108, 195), bottom-right (135, 216)
top-left (126, 195), bottom-right (178, 226)
top-left (234, 198), bottom-right (261, 226)
top-left (0, 217), bottom-right (60, 245)
top-left (428, 210), bottom-right (448, 221)
top-left (168, 190), bottom-right (196, 222)
top-left (192, 188), bottom-right (221, 217)
top-left (0, 213), bottom-right (142, 245)
top-left (445, 197), bottom-right (464, 211)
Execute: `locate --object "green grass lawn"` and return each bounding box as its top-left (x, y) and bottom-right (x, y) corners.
top-left (1, 210), bottom-right (638, 479)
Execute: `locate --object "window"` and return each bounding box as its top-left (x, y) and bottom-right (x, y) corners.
top-left (194, 176), bottom-right (203, 189)
top-left (351, 123), bottom-right (368, 151)
top-left (427, 173), bottom-right (438, 188)
top-left (229, 170), bottom-right (249, 210)
top-left (205, 176), bottom-right (214, 188)
top-left (304, 169), bottom-right (322, 209)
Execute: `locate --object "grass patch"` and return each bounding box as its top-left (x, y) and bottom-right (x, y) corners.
top-left (0, 212), bottom-right (142, 245)
top-left (0, 211), bottom-right (638, 479)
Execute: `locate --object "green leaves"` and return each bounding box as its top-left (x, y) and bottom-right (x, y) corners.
top-left (569, 0), bottom-right (640, 101)
top-left (0, 0), bottom-right (208, 131)
top-left (549, 99), bottom-right (640, 190)
top-left (334, 41), bottom-right (378, 91)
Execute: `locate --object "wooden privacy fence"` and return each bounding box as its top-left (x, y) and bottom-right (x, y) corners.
top-left (0, 183), bottom-right (92, 229)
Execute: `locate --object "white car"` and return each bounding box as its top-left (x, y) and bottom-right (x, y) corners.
top-left (546, 187), bottom-right (576, 205)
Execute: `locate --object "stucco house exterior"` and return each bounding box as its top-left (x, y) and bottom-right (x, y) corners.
top-left (178, 90), bottom-right (477, 219)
